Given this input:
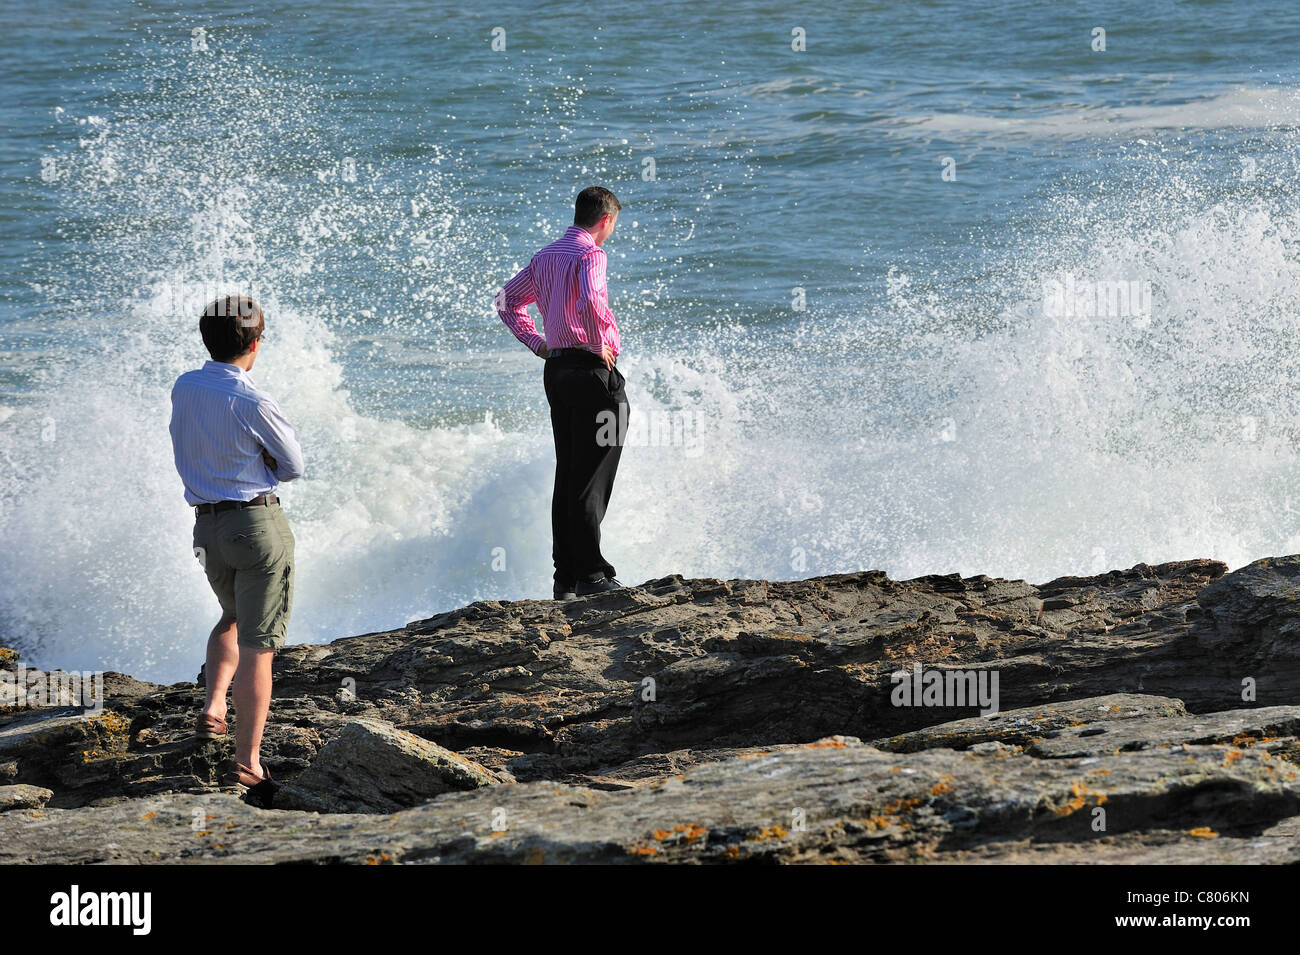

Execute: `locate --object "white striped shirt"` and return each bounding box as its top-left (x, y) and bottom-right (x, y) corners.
top-left (169, 361), bottom-right (305, 506)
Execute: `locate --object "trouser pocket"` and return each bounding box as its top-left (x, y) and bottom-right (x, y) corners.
top-left (595, 365), bottom-right (625, 399)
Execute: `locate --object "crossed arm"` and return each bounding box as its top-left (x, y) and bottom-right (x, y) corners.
top-left (243, 398), bottom-right (305, 482)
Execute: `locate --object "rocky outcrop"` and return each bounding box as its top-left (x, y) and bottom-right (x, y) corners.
top-left (870, 693), bottom-right (1191, 753)
top-left (1, 721), bottom-right (1296, 864)
top-left (1, 554), bottom-right (1298, 863)
top-left (275, 718), bottom-right (506, 813)
top-left (0, 785), bottom-right (52, 812)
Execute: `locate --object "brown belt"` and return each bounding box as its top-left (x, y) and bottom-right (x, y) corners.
top-left (194, 493), bottom-right (279, 516)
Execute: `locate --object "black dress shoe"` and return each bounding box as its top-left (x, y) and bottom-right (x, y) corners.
top-left (576, 577), bottom-right (625, 596)
top-left (553, 583), bottom-right (578, 600)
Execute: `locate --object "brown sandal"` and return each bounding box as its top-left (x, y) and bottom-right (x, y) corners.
top-left (194, 713), bottom-right (228, 739)
top-left (232, 762), bottom-right (270, 786)
top-left (221, 760), bottom-right (278, 807)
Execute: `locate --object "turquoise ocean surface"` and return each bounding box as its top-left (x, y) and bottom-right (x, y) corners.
top-left (3, 1), bottom-right (1300, 680)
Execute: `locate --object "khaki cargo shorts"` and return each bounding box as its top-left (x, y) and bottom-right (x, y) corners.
top-left (192, 502), bottom-right (295, 650)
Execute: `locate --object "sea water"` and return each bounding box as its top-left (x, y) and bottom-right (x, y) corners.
top-left (3, 0), bottom-right (1300, 681)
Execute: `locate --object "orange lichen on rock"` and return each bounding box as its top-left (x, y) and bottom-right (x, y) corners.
top-left (883, 796), bottom-right (924, 815)
top-left (1188, 827), bottom-right (1218, 838)
top-left (679, 823), bottom-right (709, 843)
top-left (653, 823), bottom-right (709, 844)
top-left (1052, 781), bottom-right (1107, 816)
top-left (929, 775), bottom-right (955, 796)
top-left (77, 711), bottom-right (132, 762)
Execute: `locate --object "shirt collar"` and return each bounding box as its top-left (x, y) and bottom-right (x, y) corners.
top-left (202, 360), bottom-right (252, 383)
top-left (565, 225), bottom-right (596, 247)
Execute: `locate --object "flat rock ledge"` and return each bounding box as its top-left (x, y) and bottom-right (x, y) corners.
top-left (2, 554), bottom-right (1299, 863)
top-left (276, 718), bottom-right (505, 813)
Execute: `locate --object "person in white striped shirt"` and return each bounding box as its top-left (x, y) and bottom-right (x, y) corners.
top-left (169, 295), bottom-right (303, 801)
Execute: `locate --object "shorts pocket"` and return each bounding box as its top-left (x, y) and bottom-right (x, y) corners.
top-left (224, 514), bottom-right (285, 571)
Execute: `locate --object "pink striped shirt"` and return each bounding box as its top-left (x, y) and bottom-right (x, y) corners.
top-left (495, 225), bottom-right (621, 358)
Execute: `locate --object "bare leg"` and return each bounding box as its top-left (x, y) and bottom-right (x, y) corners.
top-left (202, 615), bottom-right (238, 723)
top-left (232, 646), bottom-right (275, 777)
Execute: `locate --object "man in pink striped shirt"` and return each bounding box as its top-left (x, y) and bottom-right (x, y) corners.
top-left (496, 186), bottom-right (629, 599)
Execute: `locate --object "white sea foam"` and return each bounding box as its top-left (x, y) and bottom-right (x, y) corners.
top-left (5, 47), bottom-right (1300, 684)
top-left (895, 86), bottom-right (1300, 140)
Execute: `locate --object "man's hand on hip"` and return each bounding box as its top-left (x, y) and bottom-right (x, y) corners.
top-left (536, 342), bottom-right (549, 359)
top-left (600, 342), bottom-right (615, 370)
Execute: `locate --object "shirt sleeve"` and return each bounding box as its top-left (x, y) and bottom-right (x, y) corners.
top-left (496, 264), bottom-right (546, 355)
top-left (577, 249), bottom-right (617, 355)
top-left (242, 397), bottom-right (306, 482)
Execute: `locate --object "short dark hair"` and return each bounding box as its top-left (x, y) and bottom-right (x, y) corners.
top-left (574, 186), bottom-right (621, 228)
top-left (200, 295), bottom-right (265, 362)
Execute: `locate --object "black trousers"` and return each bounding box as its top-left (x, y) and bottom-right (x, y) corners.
top-left (543, 350), bottom-right (628, 585)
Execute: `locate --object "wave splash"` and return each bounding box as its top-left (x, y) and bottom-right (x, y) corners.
top-left (4, 44), bottom-right (1300, 682)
